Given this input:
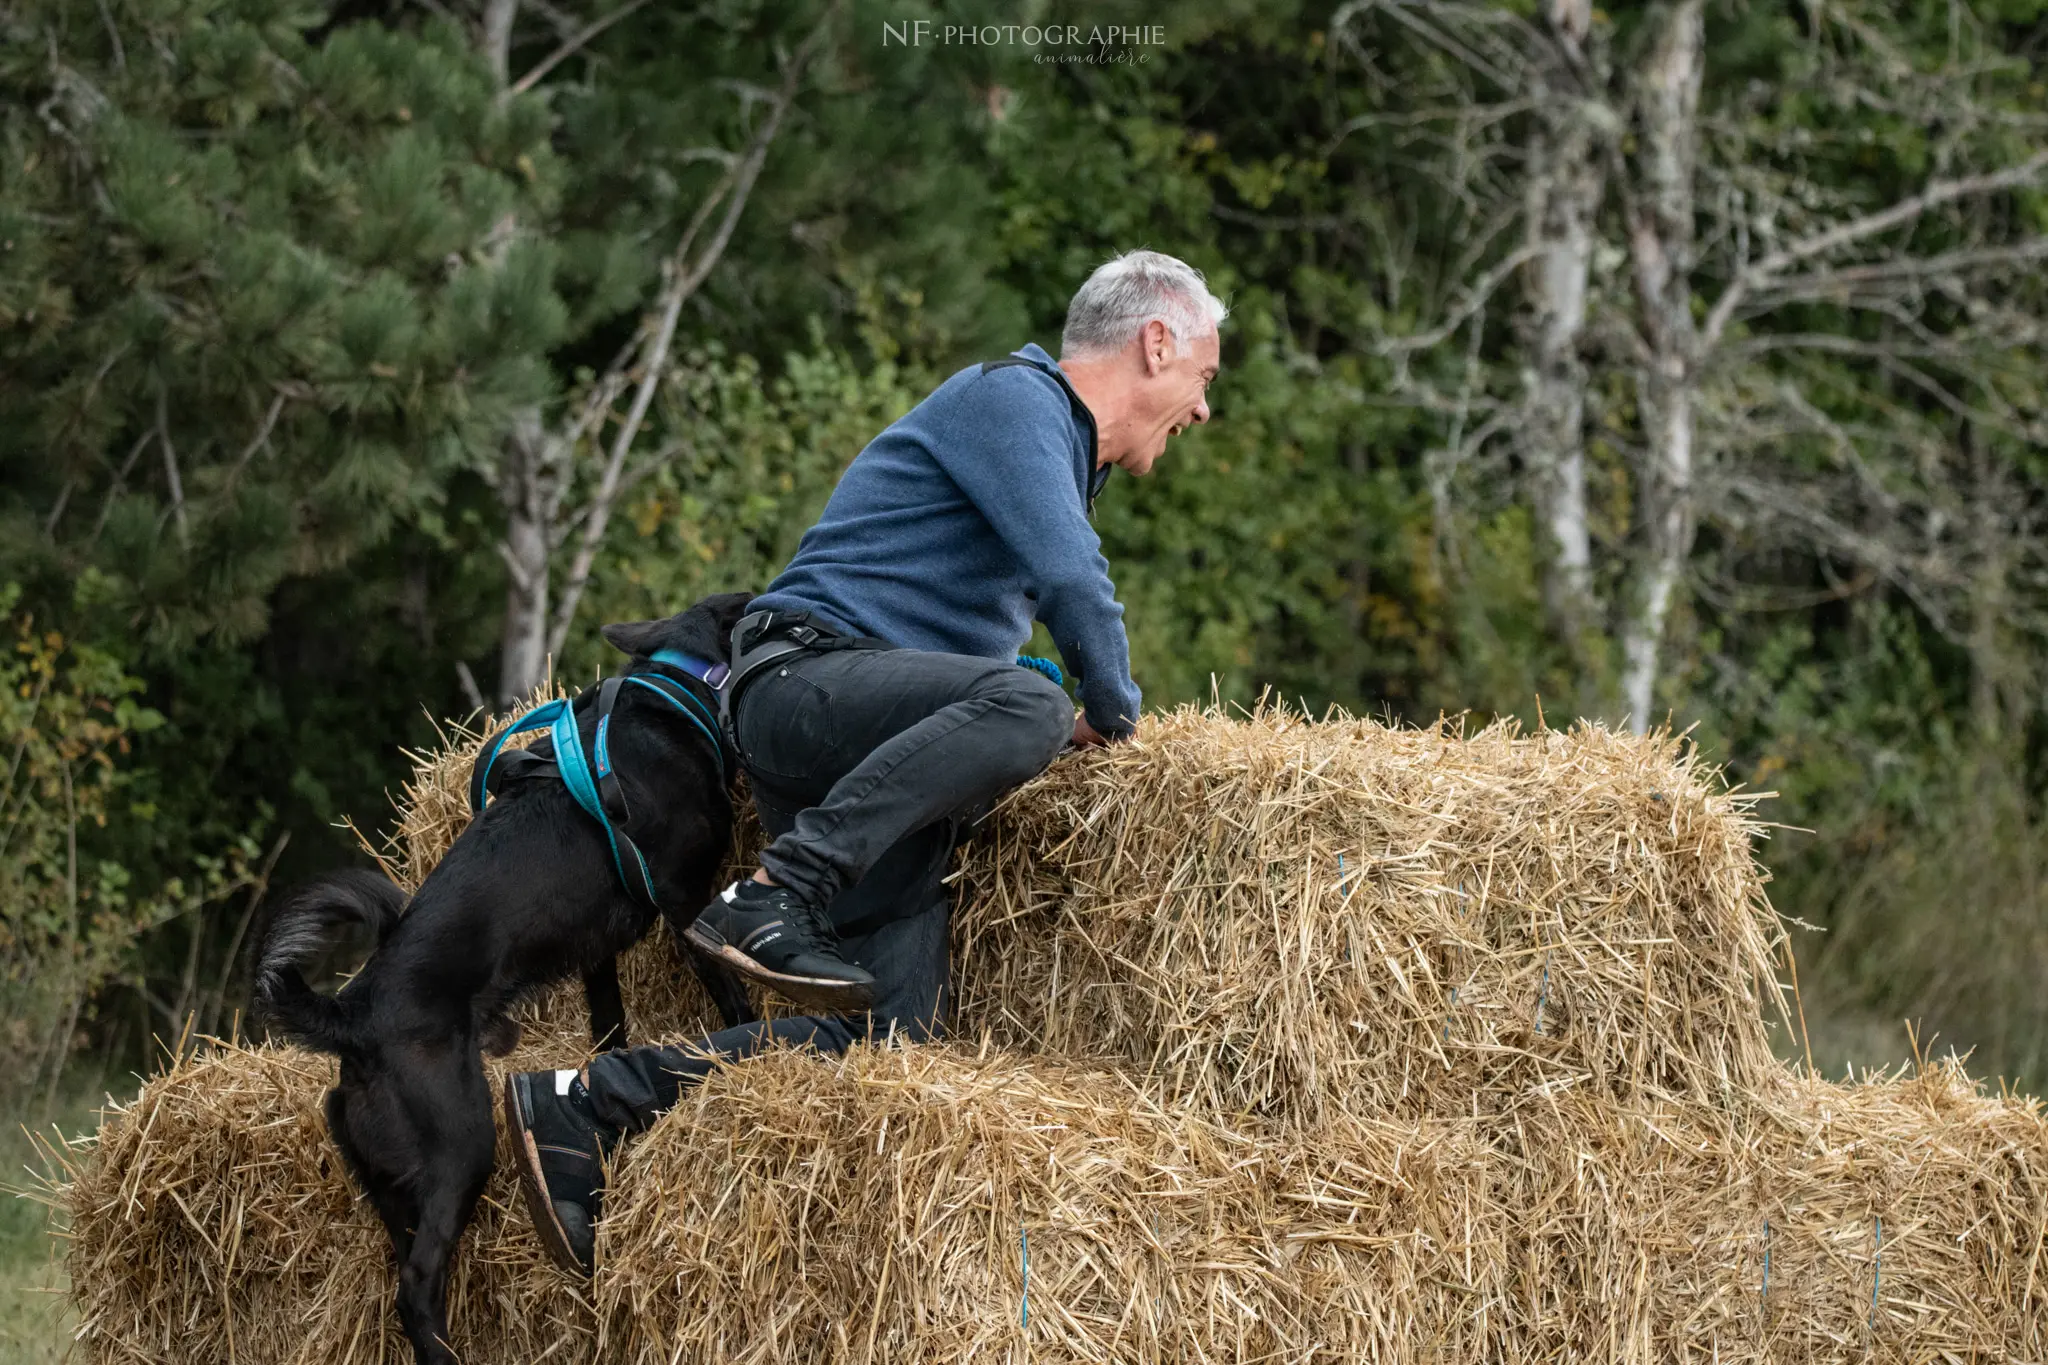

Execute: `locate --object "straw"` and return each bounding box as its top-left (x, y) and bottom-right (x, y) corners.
top-left (40, 699), bottom-right (2048, 1363)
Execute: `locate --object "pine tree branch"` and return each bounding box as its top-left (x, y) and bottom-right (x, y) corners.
top-left (43, 480), bottom-right (77, 537)
top-left (89, 428), bottom-right (154, 546)
top-left (155, 385), bottom-right (190, 549)
top-left (225, 393), bottom-right (288, 491)
top-left (506, 0), bottom-right (650, 98)
top-left (1700, 150), bottom-right (2048, 351)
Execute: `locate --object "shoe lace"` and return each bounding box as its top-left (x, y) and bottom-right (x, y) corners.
top-left (788, 895), bottom-right (838, 953)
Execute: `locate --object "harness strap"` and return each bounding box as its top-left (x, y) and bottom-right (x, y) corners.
top-left (469, 699), bottom-right (572, 815)
top-left (593, 676), bottom-right (631, 826)
top-left (626, 671), bottom-right (725, 784)
top-left (469, 665), bottom-right (728, 912)
top-left (721, 609), bottom-right (892, 731)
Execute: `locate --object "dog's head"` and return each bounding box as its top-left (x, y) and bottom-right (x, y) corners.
top-left (600, 591), bottom-right (755, 662)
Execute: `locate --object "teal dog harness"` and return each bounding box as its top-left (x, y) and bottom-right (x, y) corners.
top-left (467, 654), bottom-right (727, 910)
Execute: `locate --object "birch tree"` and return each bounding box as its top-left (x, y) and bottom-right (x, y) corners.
top-left (1519, 0), bottom-right (1608, 669)
top-left (1614, 0), bottom-right (1704, 727)
top-left (1336, 0), bottom-right (2048, 730)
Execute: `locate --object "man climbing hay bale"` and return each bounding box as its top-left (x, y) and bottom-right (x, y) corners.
top-left (504, 250), bottom-right (1228, 1274)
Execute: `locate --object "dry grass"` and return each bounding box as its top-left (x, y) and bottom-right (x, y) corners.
top-left (43, 700), bottom-right (2048, 1363)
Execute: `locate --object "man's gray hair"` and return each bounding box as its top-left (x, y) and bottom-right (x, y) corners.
top-left (1060, 250), bottom-right (1228, 359)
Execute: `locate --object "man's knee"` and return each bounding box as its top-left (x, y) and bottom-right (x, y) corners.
top-left (982, 667), bottom-right (1073, 778)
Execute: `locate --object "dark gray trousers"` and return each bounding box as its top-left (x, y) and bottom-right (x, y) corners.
top-left (584, 645), bottom-right (1072, 1133)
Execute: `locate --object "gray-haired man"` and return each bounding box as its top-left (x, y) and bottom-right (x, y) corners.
top-left (505, 250), bottom-right (1225, 1275)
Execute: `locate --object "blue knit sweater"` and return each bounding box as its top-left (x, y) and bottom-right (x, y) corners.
top-left (750, 343), bottom-right (1142, 737)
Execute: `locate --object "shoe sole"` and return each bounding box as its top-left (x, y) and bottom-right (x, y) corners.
top-left (502, 1077), bottom-right (594, 1279)
top-left (683, 921), bottom-right (875, 1013)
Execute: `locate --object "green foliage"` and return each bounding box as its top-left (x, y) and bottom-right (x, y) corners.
top-left (1, 0), bottom-right (565, 653)
top-left (0, 585), bottom-right (262, 1111)
top-left (0, 0), bottom-right (2042, 1121)
top-left (574, 341), bottom-right (927, 676)
top-left (1, 586), bottom-right (161, 1063)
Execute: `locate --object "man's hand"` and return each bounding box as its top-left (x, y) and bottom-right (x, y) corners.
top-left (1071, 712), bottom-right (1111, 748)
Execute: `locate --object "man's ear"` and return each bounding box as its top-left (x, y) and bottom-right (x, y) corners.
top-left (1142, 318), bottom-right (1173, 375)
top-left (601, 618), bottom-right (670, 658)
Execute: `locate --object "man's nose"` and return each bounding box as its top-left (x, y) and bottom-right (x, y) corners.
top-left (1193, 398), bottom-right (1211, 425)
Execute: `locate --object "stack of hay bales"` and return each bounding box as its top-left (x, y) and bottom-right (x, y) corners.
top-left (52, 703), bottom-right (2048, 1363)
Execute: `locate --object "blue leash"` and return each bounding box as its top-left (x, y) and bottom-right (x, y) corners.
top-left (1015, 654), bottom-right (1063, 685)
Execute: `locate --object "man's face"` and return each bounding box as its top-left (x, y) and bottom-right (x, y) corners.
top-left (1118, 323), bottom-right (1219, 476)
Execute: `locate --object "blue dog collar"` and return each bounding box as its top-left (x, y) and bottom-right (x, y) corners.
top-left (651, 648), bottom-right (731, 690)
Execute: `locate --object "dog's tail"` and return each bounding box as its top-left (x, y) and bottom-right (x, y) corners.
top-left (253, 869), bottom-right (408, 1055)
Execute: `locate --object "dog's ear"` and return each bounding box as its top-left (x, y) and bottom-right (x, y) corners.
top-left (661, 592), bottom-right (752, 658)
top-left (698, 591), bottom-right (756, 639)
top-left (600, 618), bottom-right (670, 658)
top-left (602, 592), bottom-right (756, 660)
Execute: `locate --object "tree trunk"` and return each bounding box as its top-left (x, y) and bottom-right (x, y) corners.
top-left (482, 0), bottom-right (519, 87)
top-left (1964, 426), bottom-right (2015, 751)
top-left (1620, 376), bottom-right (1691, 727)
top-left (1519, 10), bottom-right (1605, 680)
top-left (497, 410), bottom-right (566, 705)
top-left (1616, 0), bottom-right (1703, 733)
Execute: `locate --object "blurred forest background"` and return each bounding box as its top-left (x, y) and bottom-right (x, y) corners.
top-left (4, 0), bottom-right (2048, 1175)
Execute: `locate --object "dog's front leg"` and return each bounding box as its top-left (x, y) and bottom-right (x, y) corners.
top-left (583, 959), bottom-right (627, 1051)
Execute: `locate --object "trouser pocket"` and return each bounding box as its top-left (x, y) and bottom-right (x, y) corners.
top-left (732, 660), bottom-right (838, 783)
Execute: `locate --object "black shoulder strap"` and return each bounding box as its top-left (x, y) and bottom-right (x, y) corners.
top-left (591, 675), bottom-right (667, 911)
top-left (592, 676), bottom-right (631, 827)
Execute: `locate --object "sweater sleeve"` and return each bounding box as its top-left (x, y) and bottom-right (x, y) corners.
top-left (929, 371), bottom-right (1143, 738)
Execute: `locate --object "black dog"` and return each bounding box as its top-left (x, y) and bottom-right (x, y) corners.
top-left (254, 591), bottom-right (757, 1365)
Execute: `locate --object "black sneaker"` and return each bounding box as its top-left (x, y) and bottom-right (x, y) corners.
top-left (683, 880), bottom-right (876, 1013)
top-left (504, 1068), bottom-right (620, 1277)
